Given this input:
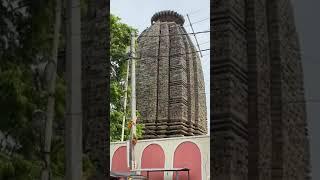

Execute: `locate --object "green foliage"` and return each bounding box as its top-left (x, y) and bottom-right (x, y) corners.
top-left (50, 136), bottom-right (65, 179)
top-left (0, 64), bottom-right (43, 158)
top-left (0, 64), bottom-right (66, 178)
top-left (0, 2), bottom-right (146, 179)
top-left (0, 0), bottom-right (43, 172)
top-left (0, 67), bottom-right (34, 131)
top-left (0, 0), bottom-right (32, 65)
top-left (110, 14), bottom-right (137, 80)
top-left (31, 0), bottom-right (56, 57)
top-left (0, 0), bottom-right (69, 178)
top-left (110, 14), bottom-right (144, 142)
top-left (0, 152), bottom-right (42, 180)
top-left (1, 0), bottom-right (101, 178)
top-left (82, 154), bottom-right (96, 179)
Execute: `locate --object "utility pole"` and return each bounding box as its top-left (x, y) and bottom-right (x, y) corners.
top-left (121, 60), bottom-right (130, 142)
top-left (41, 0), bottom-right (61, 179)
top-left (65, 0), bottom-right (82, 179)
top-left (129, 32), bottom-right (137, 170)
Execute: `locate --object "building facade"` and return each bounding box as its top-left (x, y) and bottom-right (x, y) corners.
top-left (212, 0), bottom-right (310, 179)
top-left (136, 10), bottom-right (207, 139)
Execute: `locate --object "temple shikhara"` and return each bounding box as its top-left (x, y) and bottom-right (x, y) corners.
top-left (136, 10), bottom-right (207, 139)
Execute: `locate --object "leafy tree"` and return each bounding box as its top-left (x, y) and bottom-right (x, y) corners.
top-left (110, 14), bottom-right (144, 142)
top-left (0, 2), bottom-right (145, 179)
top-left (0, 152), bottom-right (42, 180)
top-left (0, 0), bottom-right (66, 179)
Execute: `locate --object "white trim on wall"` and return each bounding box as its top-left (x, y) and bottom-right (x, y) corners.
top-left (110, 135), bottom-right (210, 180)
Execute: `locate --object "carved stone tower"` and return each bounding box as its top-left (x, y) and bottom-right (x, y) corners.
top-left (136, 10), bottom-right (207, 139)
top-left (212, 0), bottom-right (310, 180)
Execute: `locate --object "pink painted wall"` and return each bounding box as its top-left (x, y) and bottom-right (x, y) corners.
top-left (141, 144), bottom-right (165, 179)
top-left (111, 137), bottom-right (209, 179)
top-left (173, 141), bottom-right (202, 180)
top-left (111, 146), bottom-right (130, 173)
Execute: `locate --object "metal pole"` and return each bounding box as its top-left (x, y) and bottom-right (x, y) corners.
top-left (129, 32), bottom-right (137, 170)
top-left (65, 0), bottom-right (82, 179)
top-left (121, 60), bottom-right (130, 142)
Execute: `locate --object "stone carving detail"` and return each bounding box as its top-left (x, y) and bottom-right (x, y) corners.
top-left (212, 0), bottom-right (310, 179)
top-left (137, 10), bottom-right (207, 138)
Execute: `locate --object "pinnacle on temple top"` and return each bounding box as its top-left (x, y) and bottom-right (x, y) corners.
top-left (151, 10), bottom-right (185, 25)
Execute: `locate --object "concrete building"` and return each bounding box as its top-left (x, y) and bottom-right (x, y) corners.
top-left (136, 10), bottom-right (207, 139)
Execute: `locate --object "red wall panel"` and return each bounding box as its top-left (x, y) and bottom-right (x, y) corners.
top-left (111, 146), bottom-right (130, 173)
top-left (173, 141), bottom-right (202, 180)
top-left (141, 144), bottom-right (165, 180)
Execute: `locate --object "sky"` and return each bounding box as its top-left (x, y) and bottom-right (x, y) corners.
top-left (291, 0), bottom-right (320, 178)
top-left (110, 0), bottom-right (211, 132)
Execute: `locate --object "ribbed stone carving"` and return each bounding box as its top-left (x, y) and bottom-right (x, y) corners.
top-left (136, 10), bottom-right (207, 139)
top-left (212, 0), bottom-right (311, 179)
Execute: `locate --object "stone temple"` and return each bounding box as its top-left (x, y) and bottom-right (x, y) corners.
top-left (212, 0), bottom-right (311, 179)
top-left (136, 10), bottom-right (207, 139)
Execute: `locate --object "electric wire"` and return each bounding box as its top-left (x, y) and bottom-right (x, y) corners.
top-left (183, 9), bottom-right (203, 17)
top-left (198, 41), bottom-right (210, 46)
top-left (138, 30), bottom-right (210, 38)
top-left (131, 48), bottom-right (211, 60)
top-left (184, 17), bottom-right (209, 28)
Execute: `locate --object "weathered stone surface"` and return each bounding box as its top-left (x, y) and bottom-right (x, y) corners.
top-left (137, 10), bottom-right (208, 139)
top-left (81, 1), bottom-right (108, 179)
top-left (212, 0), bottom-right (310, 179)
